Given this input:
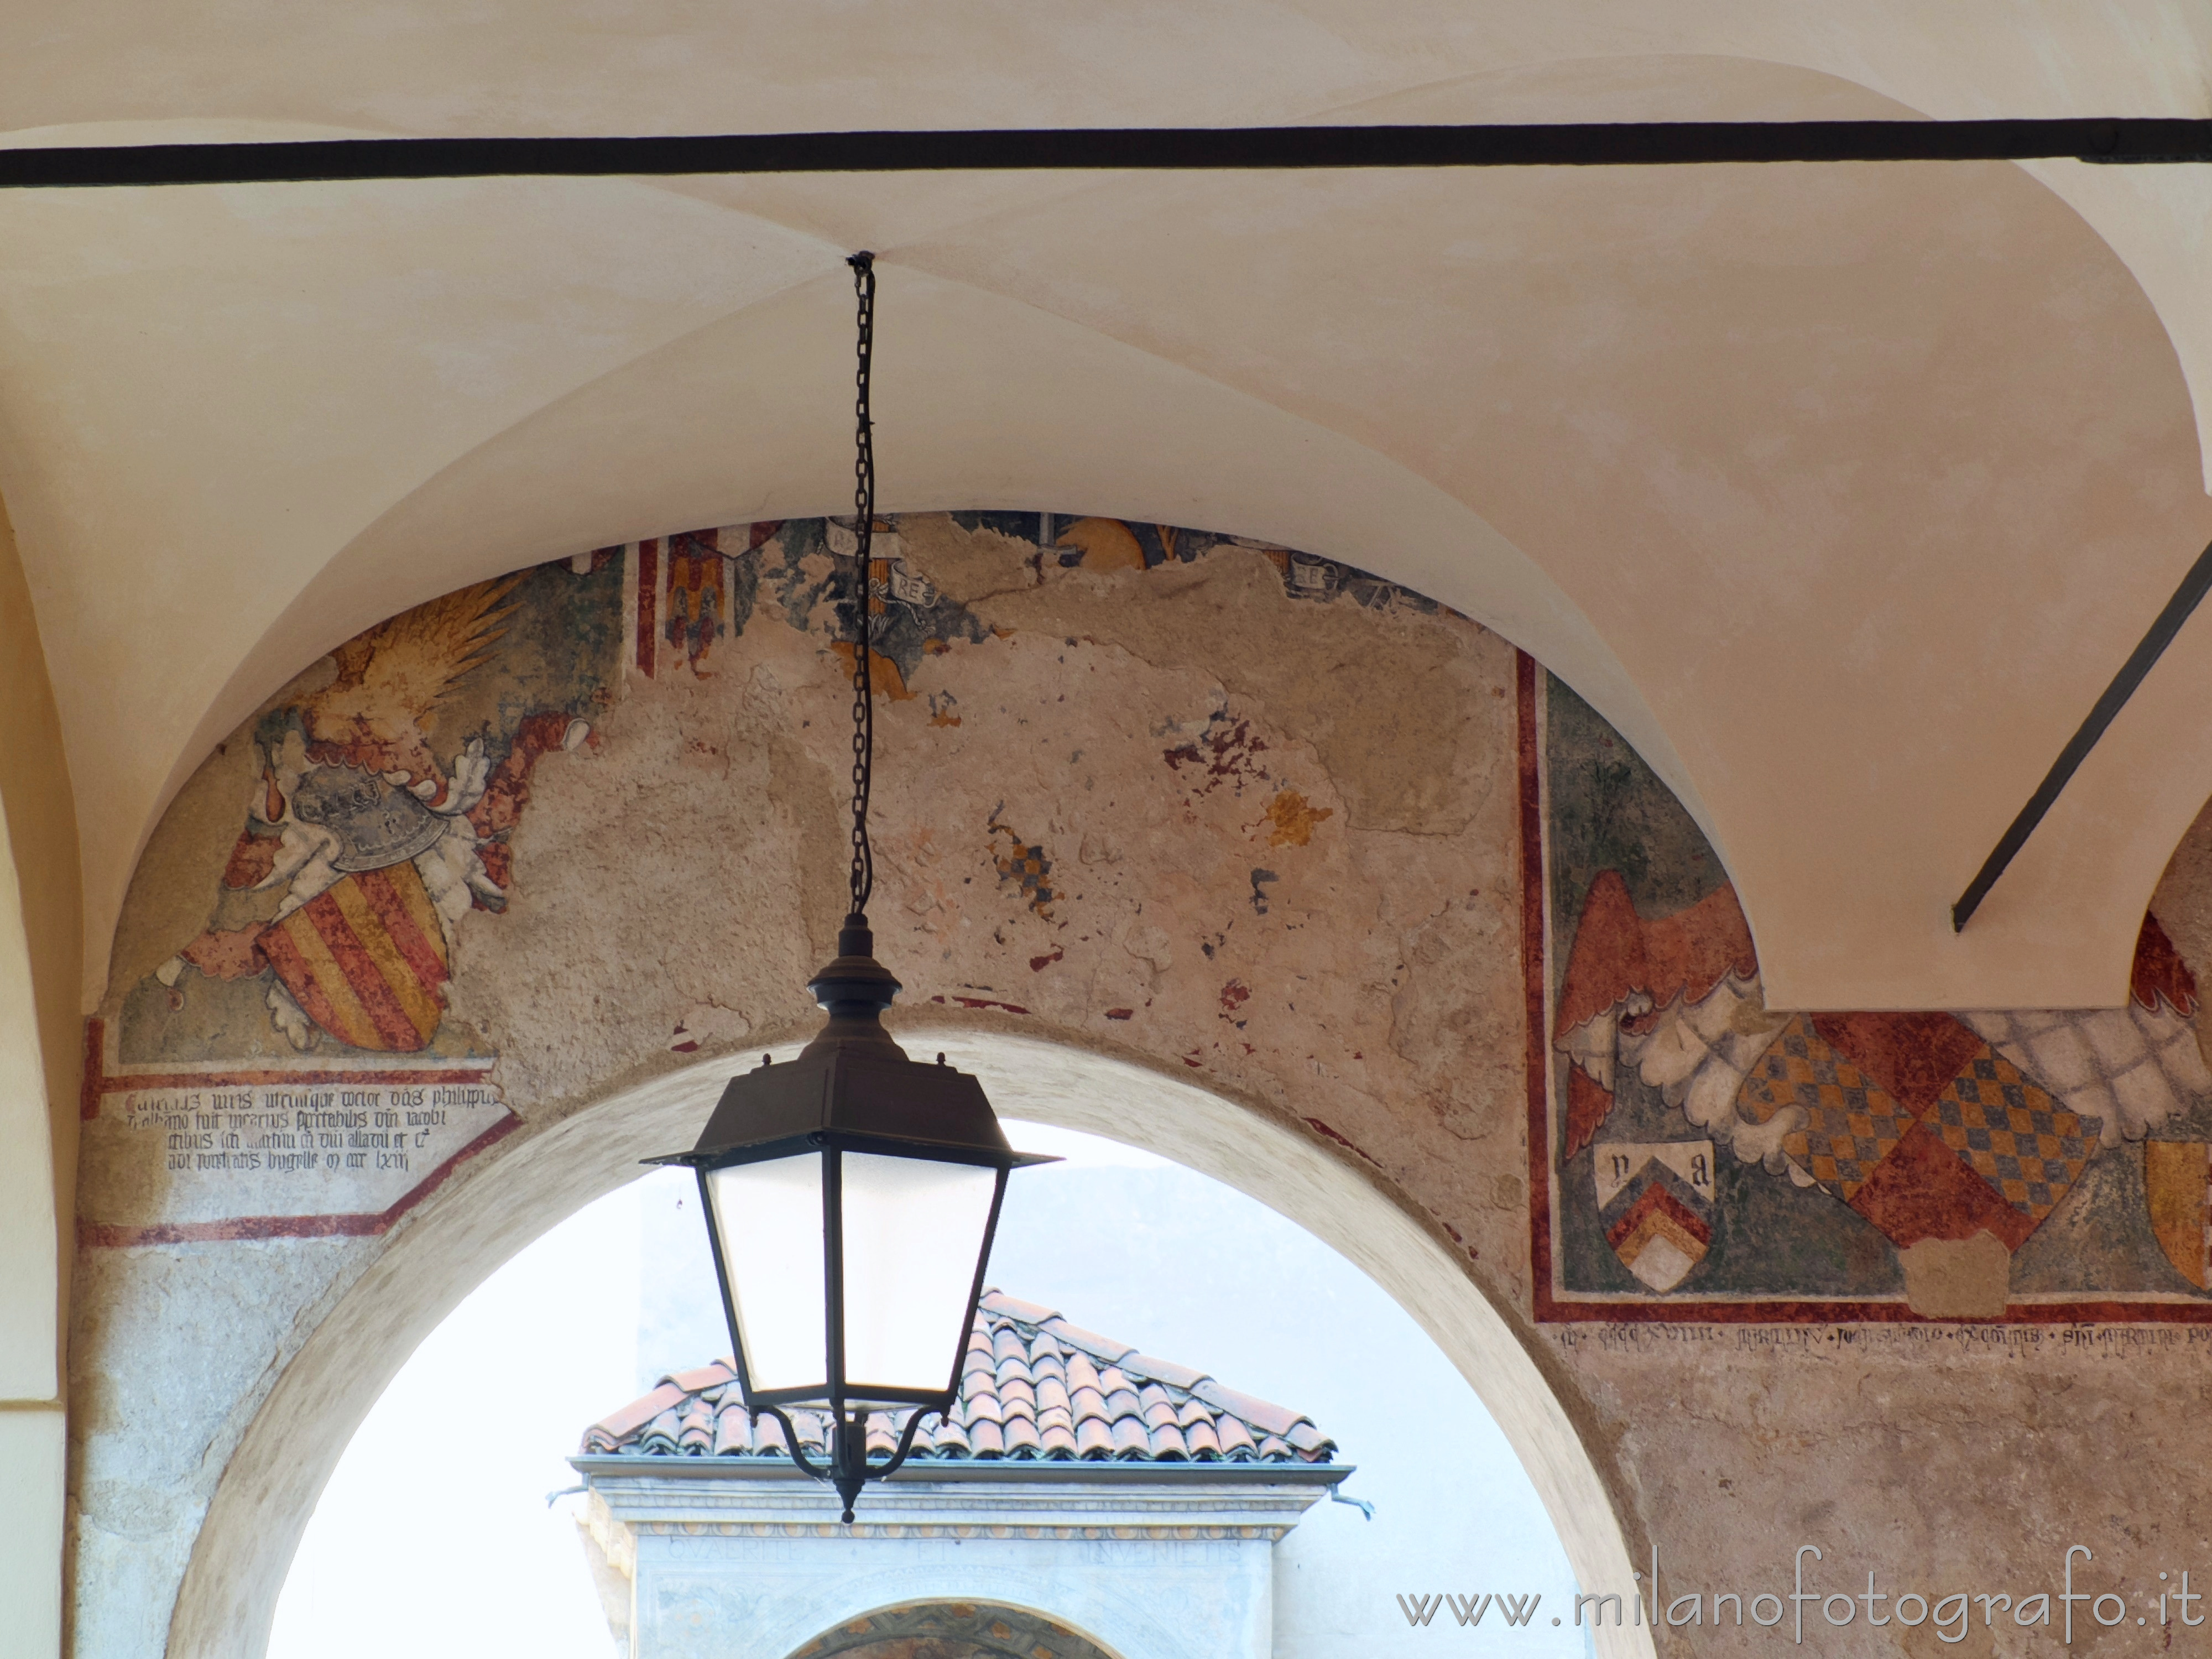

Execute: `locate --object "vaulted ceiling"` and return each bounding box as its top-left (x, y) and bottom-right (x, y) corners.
top-left (6, 2), bottom-right (2210, 1010)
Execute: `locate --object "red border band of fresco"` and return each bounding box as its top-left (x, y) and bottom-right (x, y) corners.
top-left (76, 1016), bottom-right (515, 1247)
top-left (635, 537), bottom-right (659, 677)
top-left (1517, 650), bottom-right (1558, 1314)
top-left (1515, 653), bottom-right (2212, 1327)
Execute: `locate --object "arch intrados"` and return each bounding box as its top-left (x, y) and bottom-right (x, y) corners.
top-left (784, 1595), bottom-right (1125, 1659)
top-left (168, 1030), bottom-right (1650, 1659)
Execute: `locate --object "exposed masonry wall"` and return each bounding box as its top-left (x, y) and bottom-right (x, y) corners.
top-left (71, 512), bottom-right (2212, 1659)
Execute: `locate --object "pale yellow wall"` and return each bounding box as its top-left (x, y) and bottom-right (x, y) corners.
top-left (0, 486), bottom-right (81, 1659)
top-left (0, 1412), bottom-right (66, 1659)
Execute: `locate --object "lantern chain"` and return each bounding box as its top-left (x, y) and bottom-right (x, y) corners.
top-left (846, 251), bottom-right (876, 926)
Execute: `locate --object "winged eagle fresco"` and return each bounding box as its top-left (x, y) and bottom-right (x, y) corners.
top-left (159, 574), bottom-right (589, 1052)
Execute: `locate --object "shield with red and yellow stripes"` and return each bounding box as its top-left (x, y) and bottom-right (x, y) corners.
top-left (257, 862), bottom-right (450, 1051)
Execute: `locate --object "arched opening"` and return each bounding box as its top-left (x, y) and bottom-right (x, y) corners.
top-left (784, 1601), bottom-right (1121, 1659)
top-left (180, 1035), bottom-right (1644, 1659)
top-left (71, 509), bottom-right (1647, 1658)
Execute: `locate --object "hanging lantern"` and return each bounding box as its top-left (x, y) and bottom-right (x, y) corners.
top-left (649, 253), bottom-right (1050, 1522)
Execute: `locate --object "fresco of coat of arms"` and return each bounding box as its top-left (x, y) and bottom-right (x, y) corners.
top-left (126, 558), bottom-right (622, 1062)
top-left (1533, 670), bottom-right (2212, 1317)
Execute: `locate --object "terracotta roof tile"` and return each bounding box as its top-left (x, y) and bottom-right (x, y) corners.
top-left (668, 1362), bottom-right (736, 1393)
top-left (983, 1292), bottom-right (1061, 1326)
top-left (1043, 1320), bottom-right (1136, 1366)
top-left (1121, 1352), bottom-right (1209, 1391)
top-left (711, 1408), bottom-right (750, 1457)
top-left (593, 1381), bottom-right (687, 1443)
top-left (1191, 1381), bottom-right (1306, 1439)
top-left (581, 1291), bottom-right (1335, 1468)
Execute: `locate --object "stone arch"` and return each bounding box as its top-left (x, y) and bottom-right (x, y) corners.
top-left (76, 513), bottom-right (1631, 1659)
top-left (786, 1600), bottom-right (1121, 1659)
top-left (169, 1037), bottom-right (1644, 1659)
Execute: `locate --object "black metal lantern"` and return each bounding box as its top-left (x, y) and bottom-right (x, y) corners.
top-left (649, 253), bottom-right (1050, 1522)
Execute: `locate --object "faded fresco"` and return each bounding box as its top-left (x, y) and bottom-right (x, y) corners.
top-left (82, 555), bottom-right (624, 1237)
top-left (81, 507), bottom-right (1537, 1657)
top-left (1535, 672), bottom-right (2212, 1320)
top-left (80, 513), bottom-right (1453, 1245)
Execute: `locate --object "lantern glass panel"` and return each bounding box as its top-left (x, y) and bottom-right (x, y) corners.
top-left (707, 1154), bottom-right (828, 1395)
top-left (838, 1151), bottom-right (1000, 1395)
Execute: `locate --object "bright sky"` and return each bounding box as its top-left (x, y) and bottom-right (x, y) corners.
top-left (269, 1124), bottom-right (1587, 1659)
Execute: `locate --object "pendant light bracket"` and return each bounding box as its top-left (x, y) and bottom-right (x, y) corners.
top-left (753, 1402), bottom-right (933, 1523)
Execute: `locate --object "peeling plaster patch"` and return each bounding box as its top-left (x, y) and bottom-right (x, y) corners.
top-left (889, 512), bottom-right (1041, 606)
top-left (1121, 923), bottom-right (1172, 979)
top-left (1898, 1233), bottom-right (2013, 1319)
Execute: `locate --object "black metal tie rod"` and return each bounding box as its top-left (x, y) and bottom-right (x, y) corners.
top-left (1951, 539), bottom-right (2212, 932)
top-left (0, 119), bottom-right (2206, 188)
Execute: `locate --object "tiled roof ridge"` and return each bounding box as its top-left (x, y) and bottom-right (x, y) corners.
top-left (584, 1289), bottom-right (1334, 1465)
top-left (973, 1291), bottom-right (1315, 1442)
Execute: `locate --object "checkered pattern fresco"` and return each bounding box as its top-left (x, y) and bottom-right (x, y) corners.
top-left (1963, 1001), bottom-right (2212, 1147)
top-left (1738, 1019), bottom-right (1910, 1198)
top-left (1927, 1053), bottom-right (2091, 1220)
top-left (1725, 1016), bottom-right (2100, 1222)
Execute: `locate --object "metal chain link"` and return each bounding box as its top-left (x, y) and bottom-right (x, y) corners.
top-left (846, 252), bottom-right (876, 924)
